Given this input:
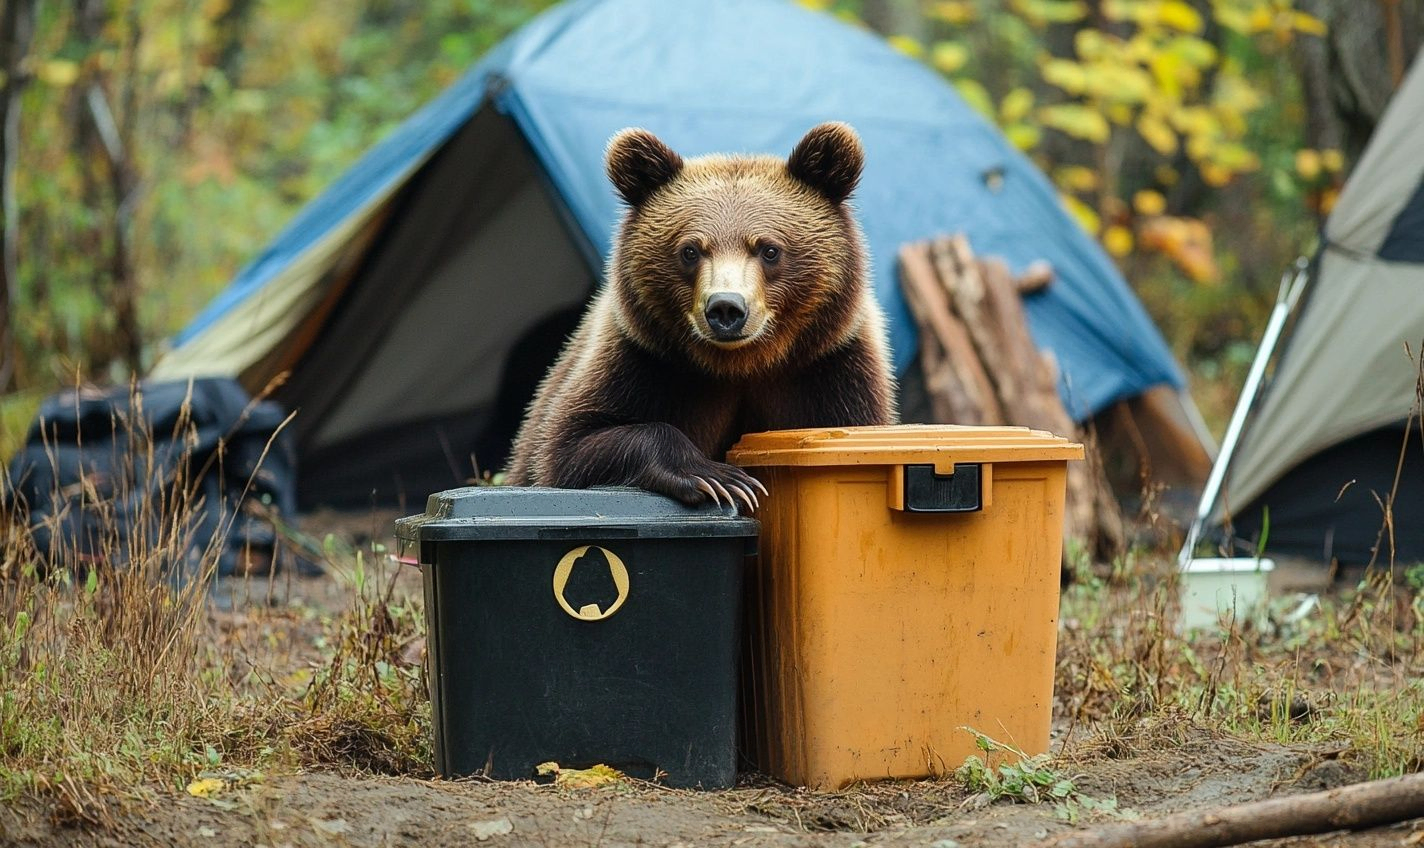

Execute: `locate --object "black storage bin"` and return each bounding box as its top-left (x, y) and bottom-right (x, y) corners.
top-left (395, 486), bottom-right (758, 789)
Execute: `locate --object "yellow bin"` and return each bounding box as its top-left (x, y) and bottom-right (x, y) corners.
top-left (727, 425), bottom-right (1083, 789)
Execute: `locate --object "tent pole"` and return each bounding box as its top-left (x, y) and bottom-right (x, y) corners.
top-left (1179, 256), bottom-right (1312, 568)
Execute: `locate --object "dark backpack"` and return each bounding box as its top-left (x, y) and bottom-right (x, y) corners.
top-left (3, 378), bottom-right (312, 580)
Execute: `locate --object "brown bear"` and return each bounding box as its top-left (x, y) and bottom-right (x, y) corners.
top-left (504, 122), bottom-right (897, 508)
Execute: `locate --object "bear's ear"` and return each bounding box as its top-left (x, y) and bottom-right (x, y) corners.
top-left (606, 128), bottom-right (684, 207)
top-left (787, 122), bottom-right (864, 205)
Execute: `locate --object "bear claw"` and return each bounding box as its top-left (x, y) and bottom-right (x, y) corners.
top-left (692, 476), bottom-right (720, 505)
top-left (687, 467), bottom-right (765, 512)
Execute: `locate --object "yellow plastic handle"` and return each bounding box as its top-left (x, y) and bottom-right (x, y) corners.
top-left (551, 545), bottom-right (630, 621)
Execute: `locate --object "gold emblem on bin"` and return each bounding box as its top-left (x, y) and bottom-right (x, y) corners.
top-left (552, 545), bottom-right (630, 621)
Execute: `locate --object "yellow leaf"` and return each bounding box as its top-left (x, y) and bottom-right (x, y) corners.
top-left (927, 1), bottom-right (978, 24)
top-left (888, 35), bottom-right (925, 58)
top-left (1154, 164), bottom-right (1180, 186)
top-left (1247, 5), bottom-right (1273, 33)
top-left (1005, 123), bottom-right (1042, 151)
top-left (1124, 31), bottom-right (1157, 64)
top-left (796, 0), bottom-right (833, 10)
top-left (1137, 114), bottom-right (1179, 155)
top-left (1133, 189), bottom-right (1167, 216)
top-left (1102, 0), bottom-right (1145, 23)
top-left (1001, 87), bottom-right (1036, 123)
top-left (1200, 162), bottom-right (1233, 187)
top-left (932, 41), bottom-right (969, 74)
top-left (1011, 0), bottom-right (1089, 25)
top-left (1214, 5), bottom-right (1252, 34)
top-left (35, 59), bottom-right (80, 87)
top-left (1294, 148), bottom-right (1322, 180)
top-left (1061, 194), bottom-right (1102, 235)
top-left (1319, 186), bottom-right (1339, 214)
top-left (1055, 166), bottom-right (1099, 192)
top-left (1186, 133), bottom-right (1215, 162)
top-left (1149, 53), bottom-right (1185, 100)
top-left (187, 778), bottom-right (224, 798)
top-left (1039, 104), bottom-right (1112, 143)
top-left (1159, 1), bottom-right (1205, 33)
top-left (1171, 105), bottom-right (1219, 137)
top-left (1104, 225), bottom-right (1134, 257)
top-left (1084, 62), bottom-right (1154, 105)
top-left (1291, 11), bottom-right (1327, 36)
top-left (954, 78), bottom-right (996, 120)
top-left (1321, 149), bottom-right (1344, 172)
top-left (1166, 35), bottom-right (1218, 68)
top-left (1074, 29), bottom-right (1110, 61)
top-left (1213, 142), bottom-right (1259, 171)
top-left (1041, 59), bottom-right (1089, 95)
top-left (536, 762), bottom-right (626, 789)
top-left (1139, 216), bottom-right (1219, 283)
top-left (1106, 102), bottom-right (1134, 125)
top-left (1212, 75), bottom-right (1263, 116)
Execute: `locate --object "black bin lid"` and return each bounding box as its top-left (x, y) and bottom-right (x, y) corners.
top-left (395, 486), bottom-right (760, 542)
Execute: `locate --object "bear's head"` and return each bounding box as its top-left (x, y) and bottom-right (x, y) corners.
top-left (605, 123), bottom-right (872, 378)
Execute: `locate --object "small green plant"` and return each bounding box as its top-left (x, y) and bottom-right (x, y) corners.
top-left (955, 729), bottom-right (1076, 804)
top-left (1404, 562), bottom-right (1424, 593)
top-left (954, 729), bottom-right (1133, 822)
top-left (1255, 505), bottom-right (1271, 567)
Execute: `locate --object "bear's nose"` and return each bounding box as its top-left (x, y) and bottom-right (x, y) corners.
top-left (704, 293), bottom-right (749, 339)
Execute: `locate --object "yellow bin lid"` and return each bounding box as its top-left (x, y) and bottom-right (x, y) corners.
top-left (727, 424), bottom-right (1083, 467)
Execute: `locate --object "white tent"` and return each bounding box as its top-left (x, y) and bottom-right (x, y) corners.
top-left (1189, 50), bottom-right (1424, 566)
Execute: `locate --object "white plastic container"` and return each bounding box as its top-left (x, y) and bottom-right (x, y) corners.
top-left (1179, 557), bottom-right (1275, 632)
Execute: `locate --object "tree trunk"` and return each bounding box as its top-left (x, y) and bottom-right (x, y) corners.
top-left (0, 0), bottom-right (37, 392)
top-left (1294, 0), bottom-right (1424, 163)
top-left (76, 0), bottom-right (144, 378)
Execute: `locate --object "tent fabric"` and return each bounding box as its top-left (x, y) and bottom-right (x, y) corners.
top-left (266, 108), bottom-right (593, 454)
top-left (1379, 180), bottom-right (1424, 262)
top-left (1220, 251), bottom-right (1424, 514)
top-left (1205, 49), bottom-right (1424, 564)
top-left (147, 181), bottom-right (408, 381)
top-left (157, 0), bottom-right (1183, 424)
top-left (1230, 425), bottom-right (1424, 565)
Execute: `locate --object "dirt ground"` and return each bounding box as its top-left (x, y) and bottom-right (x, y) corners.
top-left (3, 510), bottom-right (1421, 848)
top-left (1, 737), bottom-right (1416, 847)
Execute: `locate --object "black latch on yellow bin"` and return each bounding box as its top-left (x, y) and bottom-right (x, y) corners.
top-left (893, 463), bottom-right (984, 513)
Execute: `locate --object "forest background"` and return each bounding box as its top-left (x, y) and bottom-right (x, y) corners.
top-left (0, 0), bottom-right (1418, 453)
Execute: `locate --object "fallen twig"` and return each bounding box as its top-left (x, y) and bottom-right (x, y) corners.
top-left (1043, 771), bottom-right (1424, 848)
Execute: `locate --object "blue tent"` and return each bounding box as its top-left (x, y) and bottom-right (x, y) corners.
top-left (153, 0), bottom-right (1207, 507)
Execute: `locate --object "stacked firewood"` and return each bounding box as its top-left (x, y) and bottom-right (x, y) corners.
top-left (900, 235), bottom-right (1124, 561)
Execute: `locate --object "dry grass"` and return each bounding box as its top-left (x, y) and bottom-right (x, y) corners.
top-left (1050, 350), bottom-right (1424, 780)
top-left (1054, 553), bottom-right (1424, 780)
top-left (0, 387), bottom-right (431, 823)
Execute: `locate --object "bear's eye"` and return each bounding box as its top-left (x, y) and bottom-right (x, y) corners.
top-left (680, 245), bottom-right (700, 266)
top-left (760, 245), bottom-right (781, 264)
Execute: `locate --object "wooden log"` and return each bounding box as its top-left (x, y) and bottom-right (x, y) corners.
top-left (1015, 260), bottom-right (1054, 294)
top-left (1044, 770), bottom-right (1424, 848)
top-left (898, 243), bottom-right (1003, 425)
top-left (975, 255), bottom-right (1057, 424)
top-left (932, 236), bottom-right (1007, 405)
top-left (968, 254), bottom-right (1098, 550)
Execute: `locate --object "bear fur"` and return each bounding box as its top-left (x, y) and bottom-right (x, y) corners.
top-left (504, 123), bottom-right (896, 508)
